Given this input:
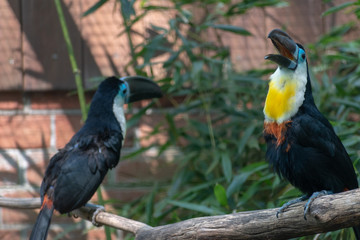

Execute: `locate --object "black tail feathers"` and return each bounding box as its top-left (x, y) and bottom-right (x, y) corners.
top-left (353, 225), bottom-right (360, 240)
top-left (29, 204), bottom-right (54, 240)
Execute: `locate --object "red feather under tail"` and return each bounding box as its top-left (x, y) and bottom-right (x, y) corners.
top-left (29, 195), bottom-right (54, 240)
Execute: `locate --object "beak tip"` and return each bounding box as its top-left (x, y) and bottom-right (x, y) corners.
top-left (124, 76), bottom-right (163, 103)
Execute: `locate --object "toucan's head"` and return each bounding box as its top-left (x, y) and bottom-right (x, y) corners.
top-left (118, 76), bottom-right (163, 104)
top-left (263, 29), bottom-right (309, 124)
top-left (88, 76), bottom-right (162, 129)
top-left (265, 29), bottom-right (307, 71)
top-left (94, 75), bottom-right (162, 106)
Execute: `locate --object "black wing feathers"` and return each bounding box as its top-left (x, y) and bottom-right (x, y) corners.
top-left (266, 105), bottom-right (358, 195)
top-left (41, 130), bottom-right (123, 213)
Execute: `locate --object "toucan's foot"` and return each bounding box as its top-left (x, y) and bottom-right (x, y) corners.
top-left (85, 203), bottom-right (105, 227)
top-left (277, 195), bottom-right (308, 218)
top-left (303, 190), bottom-right (332, 220)
top-left (92, 206), bottom-right (105, 227)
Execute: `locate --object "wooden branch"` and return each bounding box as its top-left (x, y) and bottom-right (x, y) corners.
top-left (71, 203), bottom-right (150, 234)
top-left (0, 197), bottom-right (41, 209)
top-left (135, 188), bottom-right (360, 239)
top-left (2, 189), bottom-right (360, 239)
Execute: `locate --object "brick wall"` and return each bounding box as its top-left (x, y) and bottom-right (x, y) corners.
top-left (0, 92), bottom-right (177, 239)
top-left (0, 0), bottom-right (356, 239)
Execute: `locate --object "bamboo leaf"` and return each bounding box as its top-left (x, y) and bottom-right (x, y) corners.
top-left (120, 0), bottom-right (136, 20)
top-left (83, 0), bottom-right (109, 17)
top-left (221, 152), bottom-right (232, 183)
top-left (227, 162), bottom-right (267, 197)
top-left (214, 184), bottom-right (228, 207)
top-left (322, 1), bottom-right (356, 16)
top-left (167, 200), bottom-right (224, 215)
top-left (210, 24), bottom-right (251, 35)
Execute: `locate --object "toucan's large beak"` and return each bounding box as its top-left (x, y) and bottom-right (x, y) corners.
top-left (121, 76), bottom-right (163, 103)
top-left (265, 29), bottom-right (299, 70)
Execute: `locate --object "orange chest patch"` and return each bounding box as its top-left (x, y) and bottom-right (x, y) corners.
top-left (264, 121), bottom-right (291, 147)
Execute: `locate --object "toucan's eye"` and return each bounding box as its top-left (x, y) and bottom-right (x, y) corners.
top-left (301, 53), bottom-right (305, 59)
top-left (119, 83), bottom-right (128, 97)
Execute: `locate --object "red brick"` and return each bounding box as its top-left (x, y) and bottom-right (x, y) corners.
top-left (139, 114), bottom-right (168, 147)
top-left (123, 122), bottom-right (136, 148)
top-left (86, 228), bottom-right (111, 240)
top-left (25, 149), bottom-right (56, 187)
top-left (2, 208), bottom-right (39, 224)
top-left (30, 91), bottom-right (94, 110)
top-left (27, 166), bottom-right (45, 187)
top-left (0, 115), bottom-right (51, 148)
top-left (56, 115), bottom-right (83, 148)
top-left (155, 95), bottom-right (186, 108)
top-left (138, 112), bottom-right (189, 147)
top-left (128, 94), bottom-right (185, 109)
top-left (55, 114), bottom-right (136, 148)
top-left (0, 170), bottom-right (18, 186)
top-left (0, 151), bottom-right (19, 186)
top-left (90, 187), bottom-right (149, 206)
top-left (1, 191), bottom-right (40, 224)
top-left (36, 227), bottom-right (118, 240)
top-left (116, 158), bottom-right (177, 183)
top-left (2, 191), bottom-right (82, 225)
top-left (0, 231), bottom-right (21, 240)
top-left (2, 189), bottom-right (38, 198)
top-left (25, 226), bottom-right (87, 240)
top-left (0, 92), bottom-right (23, 110)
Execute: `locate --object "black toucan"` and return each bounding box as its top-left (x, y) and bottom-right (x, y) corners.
top-left (29, 76), bottom-right (162, 240)
top-left (263, 29), bottom-right (360, 238)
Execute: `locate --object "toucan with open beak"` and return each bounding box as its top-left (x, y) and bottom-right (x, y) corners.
top-left (29, 76), bottom-right (162, 240)
top-left (263, 29), bottom-right (360, 238)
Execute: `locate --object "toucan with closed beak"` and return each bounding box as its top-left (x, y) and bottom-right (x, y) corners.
top-left (263, 29), bottom-right (360, 238)
top-left (30, 76), bottom-right (162, 240)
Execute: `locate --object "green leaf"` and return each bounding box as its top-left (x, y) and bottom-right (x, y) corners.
top-left (322, 1), bottom-right (356, 16)
top-left (227, 162), bottom-right (267, 197)
top-left (210, 24), bottom-right (251, 35)
top-left (120, 0), bottom-right (136, 20)
top-left (206, 155), bottom-right (220, 174)
top-left (191, 61), bottom-right (204, 79)
top-left (163, 51), bottom-right (180, 68)
top-left (146, 182), bottom-right (159, 225)
top-left (122, 145), bottom-right (154, 160)
top-left (82, 0), bottom-right (108, 17)
top-left (166, 113), bottom-right (178, 142)
top-left (167, 200), bottom-right (224, 215)
top-left (221, 152), bottom-right (232, 183)
top-left (214, 183), bottom-right (228, 207)
top-left (237, 125), bottom-right (256, 157)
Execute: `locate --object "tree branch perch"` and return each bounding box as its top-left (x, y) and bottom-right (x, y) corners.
top-left (2, 189), bottom-right (360, 239)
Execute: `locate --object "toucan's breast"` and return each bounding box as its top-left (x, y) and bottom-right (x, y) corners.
top-left (263, 68), bottom-right (307, 124)
top-left (264, 76), bottom-right (296, 121)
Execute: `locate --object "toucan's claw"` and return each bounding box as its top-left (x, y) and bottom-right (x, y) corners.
top-left (303, 190), bottom-right (332, 220)
top-left (85, 203), bottom-right (105, 227)
top-left (277, 190), bottom-right (333, 219)
top-left (276, 195), bottom-right (308, 218)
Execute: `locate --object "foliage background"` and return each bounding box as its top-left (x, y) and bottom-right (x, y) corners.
top-left (73, 0), bottom-right (360, 239)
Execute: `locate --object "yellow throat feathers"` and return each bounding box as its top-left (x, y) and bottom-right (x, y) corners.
top-left (264, 75), bottom-right (297, 122)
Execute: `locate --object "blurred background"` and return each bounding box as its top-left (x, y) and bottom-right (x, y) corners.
top-left (1, 0), bottom-right (360, 239)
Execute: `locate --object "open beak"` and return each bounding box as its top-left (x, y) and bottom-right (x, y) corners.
top-left (265, 29), bottom-right (299, 70)
top-left (121, 76), bottom-right (163, 103)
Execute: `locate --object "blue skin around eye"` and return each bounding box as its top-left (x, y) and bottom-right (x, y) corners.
top-left (118, 81), bottom-right (130, 103)
top-left (298, 49), bottom-right (306, 63)
top-left (119, 83), bottom-right (127, 98)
